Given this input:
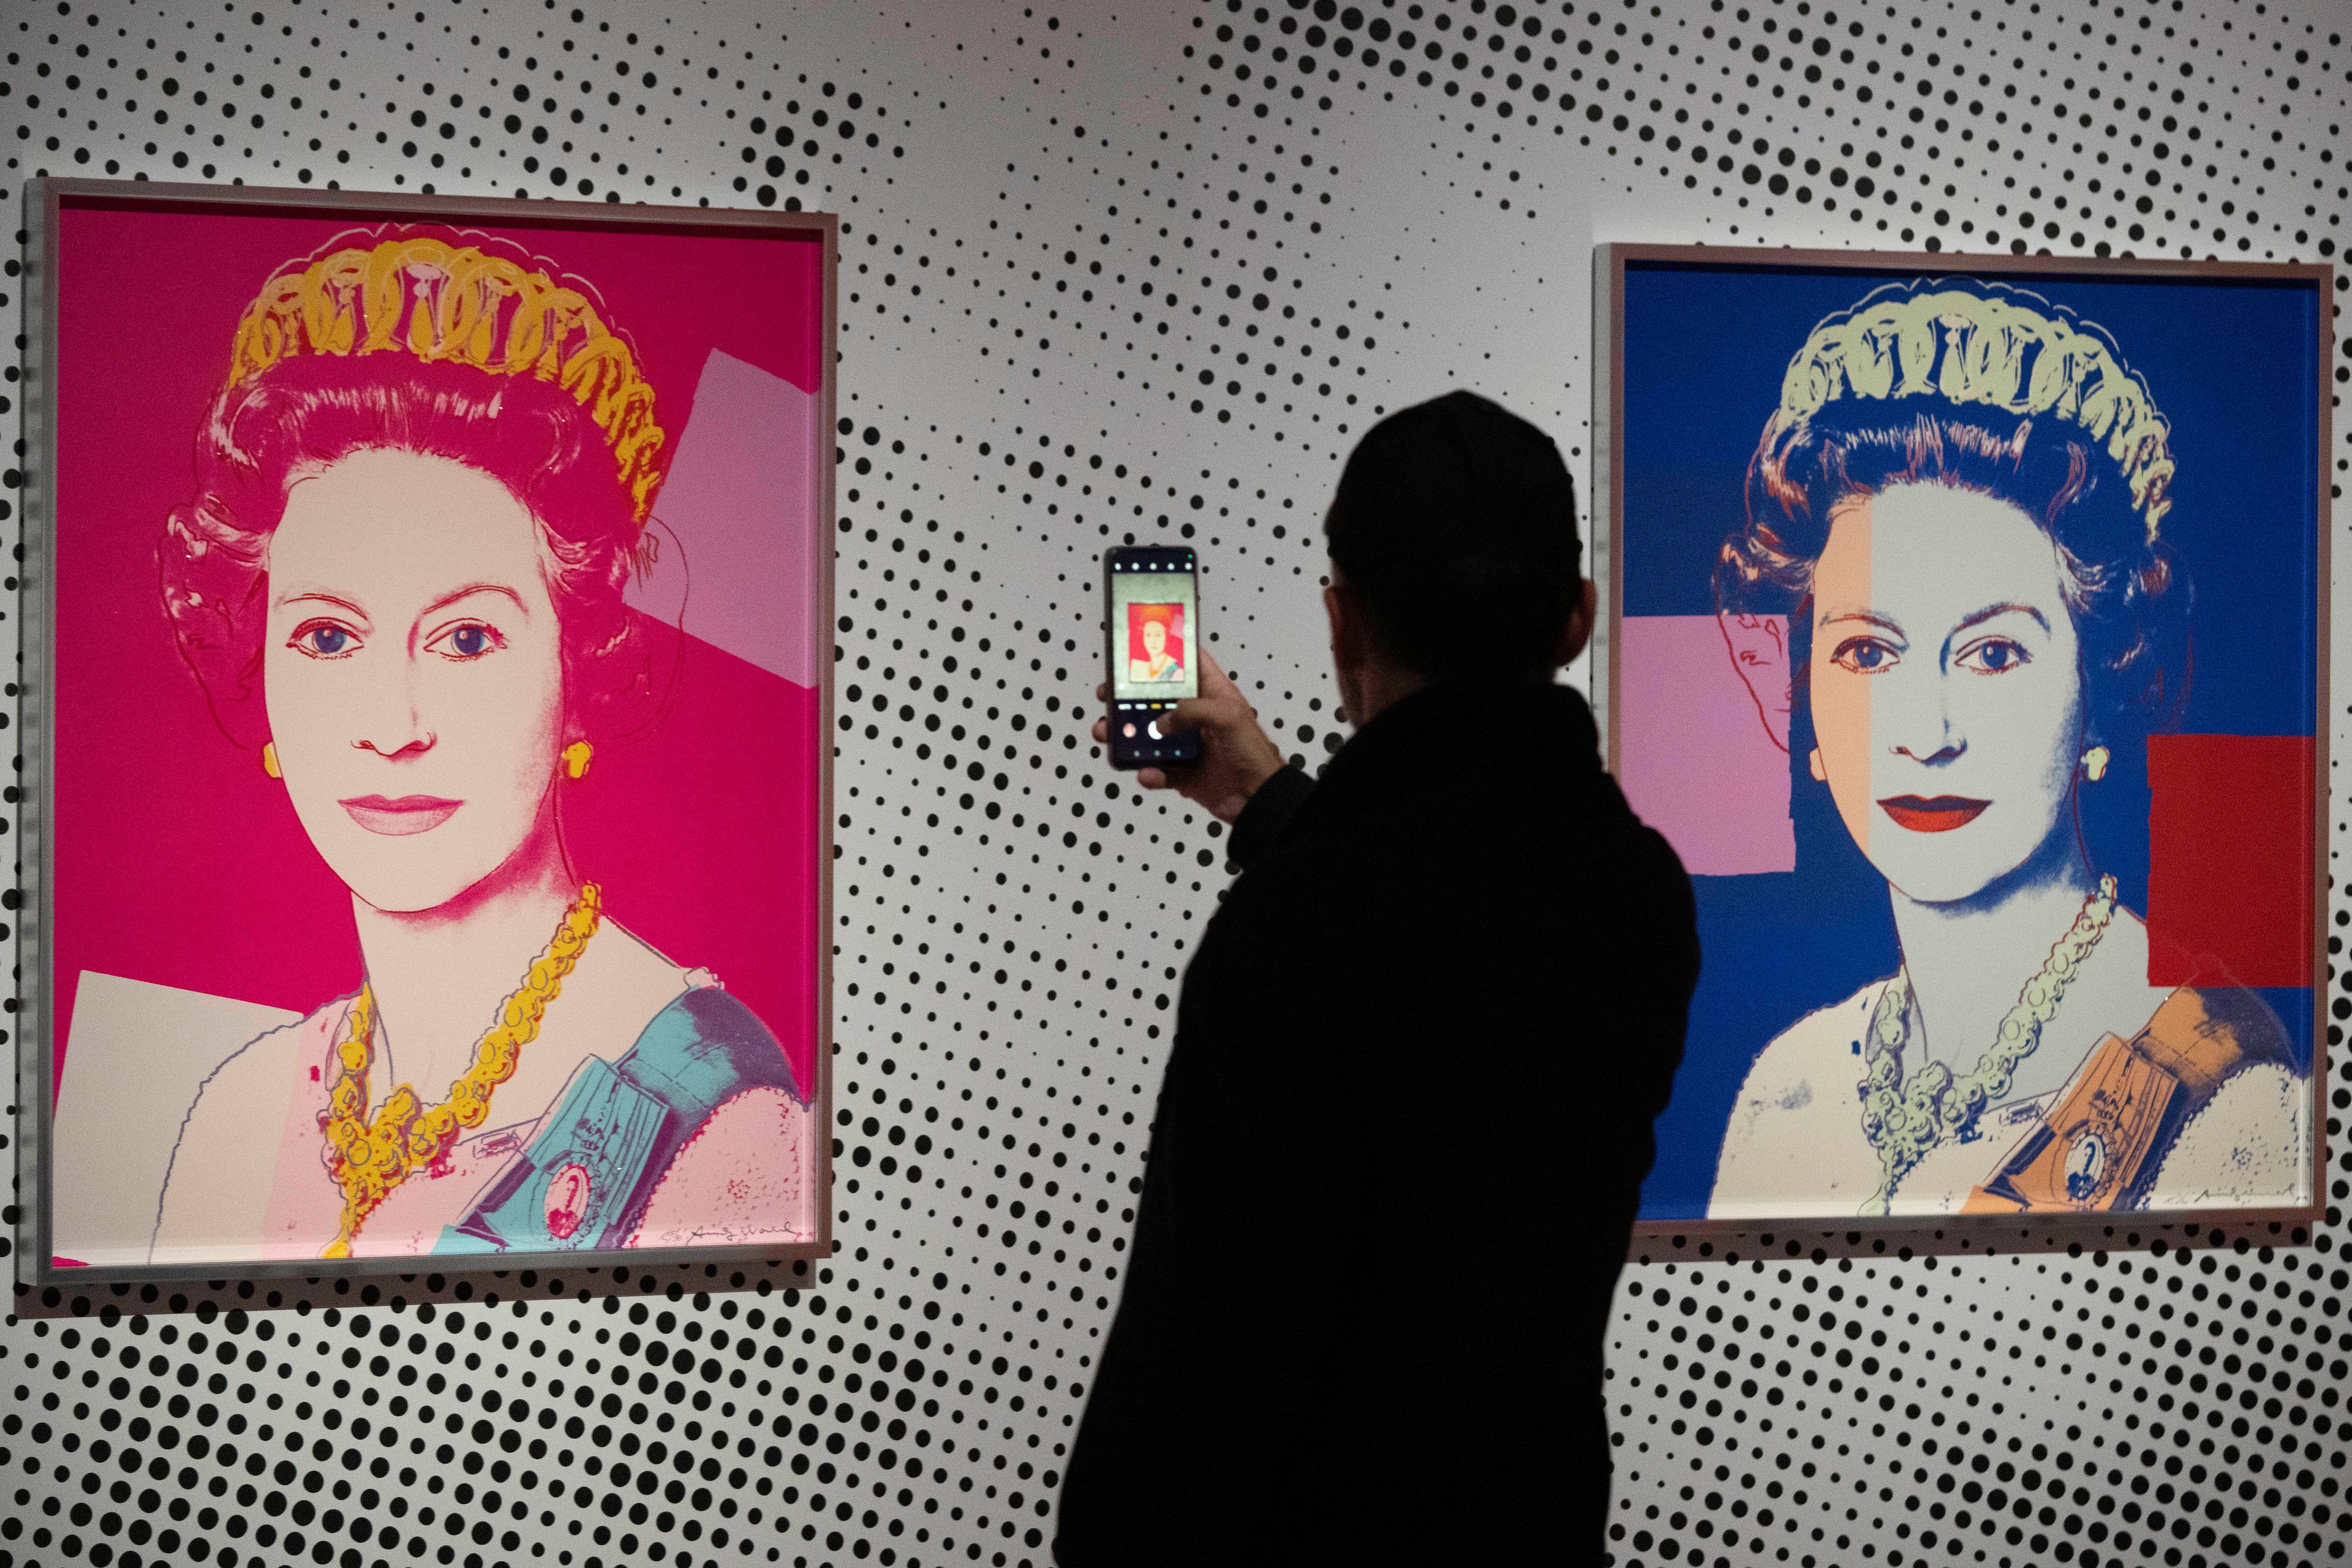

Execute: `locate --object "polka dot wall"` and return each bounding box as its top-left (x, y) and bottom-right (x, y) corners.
top-left (1, 1), bottom-right (2346, 1566)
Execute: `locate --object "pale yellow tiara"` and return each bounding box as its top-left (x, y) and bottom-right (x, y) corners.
top-left (1772, 284), bottom-right (2174, 539)
top-left (225, 235), bottom-right (667, 524)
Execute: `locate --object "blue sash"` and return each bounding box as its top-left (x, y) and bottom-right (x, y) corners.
top-left (435, 988), bottom-right (805, 1254)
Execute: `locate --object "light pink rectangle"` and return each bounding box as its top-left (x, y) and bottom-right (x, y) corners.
top-left (628, 350), bottom-right (824, 689)
top-left (1618, 614), bottom-right (1796, 876)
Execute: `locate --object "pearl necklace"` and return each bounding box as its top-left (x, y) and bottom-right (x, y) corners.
top-left (1858, 875), bottom-right (2117, 1216)
top-left (320, 883), bottom-right (603, 1258)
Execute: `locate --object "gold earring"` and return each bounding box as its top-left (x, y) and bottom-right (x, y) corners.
top-left (1808, 747), bottom-right (1826, 783)
top-left (562, 741), bottom-right (594, 780)
top-left (2082, 745), bottom-right (2111, 783)
top-left (262, 742), bottom-right (282, 779)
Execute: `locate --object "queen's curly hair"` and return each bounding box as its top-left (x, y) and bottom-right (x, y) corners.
top-left (1717, 288), bottom-right (2191, 752)
top-left (159, 244), bottom-right (661, 753)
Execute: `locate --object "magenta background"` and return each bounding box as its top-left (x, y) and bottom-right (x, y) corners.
top-left (50, 199), bottom-right (827, 1093)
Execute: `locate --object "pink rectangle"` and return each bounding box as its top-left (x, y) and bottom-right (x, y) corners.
top-left (628, 350), bottom-right (824, 688)
top-left (1617, 614), bottom-right (1796, 876)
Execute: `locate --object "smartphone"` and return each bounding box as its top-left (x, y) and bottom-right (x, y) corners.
top-left (1103, 545), bottom-right (1202, 769)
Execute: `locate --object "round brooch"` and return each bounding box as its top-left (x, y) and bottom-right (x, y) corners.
top-left (545, 1163), bottom-right (593, 1242)
top-left (2062, 1131), bottom-right (2109, 1203)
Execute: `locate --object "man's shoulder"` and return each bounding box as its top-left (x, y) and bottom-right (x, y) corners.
top-left (1210, 775), bottom-right (1689, 968)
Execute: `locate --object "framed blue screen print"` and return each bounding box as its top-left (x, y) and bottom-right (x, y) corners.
top-left (1593, 245), bottom-right (2329, 1243)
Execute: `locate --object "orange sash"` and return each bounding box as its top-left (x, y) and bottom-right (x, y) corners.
top-left (1961, 988), bottom-right (2272, 1213)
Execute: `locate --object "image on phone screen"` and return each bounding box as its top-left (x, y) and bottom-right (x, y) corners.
top-left (1105, 547), bottom-right (1200, 768)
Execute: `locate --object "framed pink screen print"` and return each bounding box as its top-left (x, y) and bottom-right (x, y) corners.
top-left (18, 179), bottom-right (836, 1283)
top-left (1594, 244), bottom-right (2329, 1250)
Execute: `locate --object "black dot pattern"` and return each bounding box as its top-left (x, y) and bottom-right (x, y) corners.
top-left (4, 2), bottom-right (2348, 1566)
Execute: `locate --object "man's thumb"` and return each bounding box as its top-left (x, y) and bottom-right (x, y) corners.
top-left (1165, 696), bottom-right (1218, 732)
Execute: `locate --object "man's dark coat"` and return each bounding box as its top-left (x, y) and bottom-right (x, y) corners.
top-left (1057, 680), bottom-right (1699, 1566)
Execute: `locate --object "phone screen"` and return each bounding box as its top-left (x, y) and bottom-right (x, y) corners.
top-left (1104, 546), bottom-right (1200, 767)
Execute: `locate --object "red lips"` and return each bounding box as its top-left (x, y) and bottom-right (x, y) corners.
top-left (1877, 795), bottom-right (1991, 833)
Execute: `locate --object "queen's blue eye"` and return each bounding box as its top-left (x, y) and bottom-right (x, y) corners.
top-left (1961, 638), bottom-right (2030, 674)
top-left (303, 625), bottom-right (351, 656)
top-left (430, 622), bottom-right (503, 662)
top-left (1833, 636), bottom-right (1898, 674)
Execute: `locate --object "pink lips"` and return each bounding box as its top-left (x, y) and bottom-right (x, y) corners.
top-left (339, 795), bottom-right (462, 836)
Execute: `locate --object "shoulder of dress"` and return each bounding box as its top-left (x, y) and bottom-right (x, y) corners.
top-left (1712, 978), bottom-right (1888, 1215)
top-left (2134, 982), bottom-right (2299, 1098)
top-left (2177, 982), bottom-right (2296, 1060)
top-left (617, 986), bottom-right (807, 1117)
top-left (2184, 1058), bottom-right (2305, 1148)
top-left (2203, 1060), bottom-right (2304, 1106)
top-left (1742, 976), bottom-right (1894, 1085)
top-left (298, 992), bottom-right (365, 1040)
top-left (173, 995), bottom-right (349, 1158)
top-left (197, 993), bottom-right (352, 1094)
top-left (2146, 1060), bottom-right (2307, 1209)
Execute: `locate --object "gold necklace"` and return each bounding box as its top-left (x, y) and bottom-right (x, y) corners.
top-left (320, 883), bottom-right (603, 1258)
top-left (1857, 875), bottom-right (2118, 1215)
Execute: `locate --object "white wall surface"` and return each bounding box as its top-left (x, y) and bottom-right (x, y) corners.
top-left (5, 2), bottom-right (2348, 1566)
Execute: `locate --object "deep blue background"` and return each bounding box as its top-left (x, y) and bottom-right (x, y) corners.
top-left (1621, 260), bottom-right (2323, 1220)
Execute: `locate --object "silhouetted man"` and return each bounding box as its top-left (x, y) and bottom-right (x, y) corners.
top-left (1056, 391), bottom-right (1700, 1566)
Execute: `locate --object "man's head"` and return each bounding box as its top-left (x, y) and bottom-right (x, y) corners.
top-left (1321, 391), bottom-right (1593, 723)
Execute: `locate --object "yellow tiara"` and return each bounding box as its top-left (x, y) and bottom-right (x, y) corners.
top-left (1773, 284), bottom-right (2174, 540)
top-left (225, 235), bottom-right (667, 524)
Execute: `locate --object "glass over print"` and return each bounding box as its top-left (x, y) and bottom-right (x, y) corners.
top-left (1603, 248), bottom-right (2326, 1231)
top-left (28, 184), bottom-right (834, 1278)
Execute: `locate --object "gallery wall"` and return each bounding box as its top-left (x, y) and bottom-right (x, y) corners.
top-left (4, 2), bottom-right (2348, 1567)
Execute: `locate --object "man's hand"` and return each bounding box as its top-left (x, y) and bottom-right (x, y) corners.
top-left (1091, 650), bottom-right (1287, 824)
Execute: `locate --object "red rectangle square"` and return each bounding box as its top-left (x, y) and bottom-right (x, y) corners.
top-left (2146, 734), bottom-right (2315, 988)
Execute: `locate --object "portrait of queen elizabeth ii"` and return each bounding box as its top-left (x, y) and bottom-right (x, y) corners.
top-left (1604, 254), bottom-right (2326, 1228)
top-left (32, 189), bottom-right (832, 1275)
